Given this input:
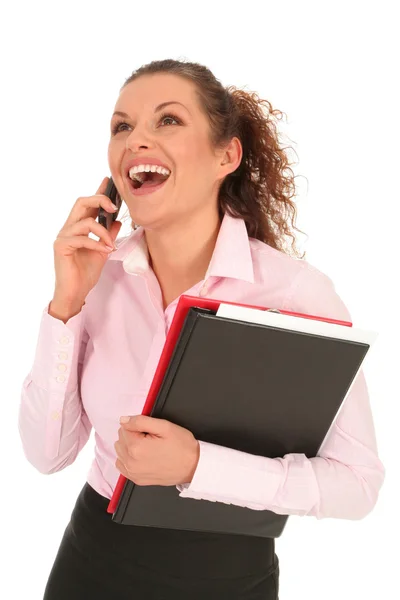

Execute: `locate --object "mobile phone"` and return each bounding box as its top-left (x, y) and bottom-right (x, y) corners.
top-left (98, 176), bottom-right (122, 231)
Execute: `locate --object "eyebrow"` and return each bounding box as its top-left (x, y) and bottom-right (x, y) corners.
top-left (112, 101), bottom-right (189, 120)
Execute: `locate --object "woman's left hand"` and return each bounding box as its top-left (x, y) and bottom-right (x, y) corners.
top-left (114, 415), bottom-right (200, 486)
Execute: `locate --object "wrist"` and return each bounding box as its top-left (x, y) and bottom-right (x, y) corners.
top-left (186, 440), bottom-right (200, 483)
top-left (48, 298), bottom-right (85, 323)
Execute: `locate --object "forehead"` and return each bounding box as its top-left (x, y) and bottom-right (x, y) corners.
top-left (115, 73), bottom-right (197, 112)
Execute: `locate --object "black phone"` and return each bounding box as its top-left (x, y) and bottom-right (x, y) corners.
top-left (98, 176), bottom-right (122, 231)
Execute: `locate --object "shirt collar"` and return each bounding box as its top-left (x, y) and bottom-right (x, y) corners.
top-left (108, 211), bottom-right (255, 284)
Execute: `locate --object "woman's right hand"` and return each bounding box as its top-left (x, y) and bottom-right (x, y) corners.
top-left (51, 177), bottom-right (123, 312)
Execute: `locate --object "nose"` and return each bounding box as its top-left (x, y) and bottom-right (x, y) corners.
top-left (125, 124), bottom-right (154, 153)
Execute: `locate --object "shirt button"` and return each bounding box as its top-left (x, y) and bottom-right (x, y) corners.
top-left (57, 364), bottom-right (67, 372)
top-left (58, 352), bottom-right (68, 360)
top-left (51, 411), bottom-right (60, 420)
top-left (59, 336), bottom-right (70, 345)
top-left (199, 285), bottom-right (208, 297)
top-left (56, 375), bottom-right (66, 383)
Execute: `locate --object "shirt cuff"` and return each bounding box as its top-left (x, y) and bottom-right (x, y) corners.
top-left (30, 301), bottom-right (87, 394)
top-left (176, 440), bottom-right (284, 509)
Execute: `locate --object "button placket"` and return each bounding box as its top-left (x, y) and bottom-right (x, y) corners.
top-left (46, 329), bottom-right (76, 459)
top-left (55, 335), bottom-right (70, 384)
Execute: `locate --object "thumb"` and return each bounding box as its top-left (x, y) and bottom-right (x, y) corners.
top-left (120, 415), bottom-right (166, 435)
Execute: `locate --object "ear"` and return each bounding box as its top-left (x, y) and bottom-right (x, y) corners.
top-left (220, 136), bottom-right (243, 178)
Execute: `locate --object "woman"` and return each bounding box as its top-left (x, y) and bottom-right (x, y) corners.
top-left (18, 58), bottom-right (385, 599)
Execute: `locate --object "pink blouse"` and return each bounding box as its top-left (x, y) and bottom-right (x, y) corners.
top-left (18, 211), bottom-right (385, 519)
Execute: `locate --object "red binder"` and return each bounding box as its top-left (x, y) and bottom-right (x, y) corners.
top-left (107, 294), bottom-right (351, 515)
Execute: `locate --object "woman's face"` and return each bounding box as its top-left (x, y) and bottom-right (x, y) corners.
top-left (108, 73), bottom-right (240, 231)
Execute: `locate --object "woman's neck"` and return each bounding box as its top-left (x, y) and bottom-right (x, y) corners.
top-left (145, 209), bottom-right (222, 306)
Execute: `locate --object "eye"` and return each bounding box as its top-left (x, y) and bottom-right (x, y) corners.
top-left (158, 112), bottom-right (181, 127)
top-left (111, 112), bottom-right (181, 135)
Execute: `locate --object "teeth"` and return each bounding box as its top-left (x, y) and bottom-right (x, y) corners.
top-left (128, 164), bottom-right (171, 182)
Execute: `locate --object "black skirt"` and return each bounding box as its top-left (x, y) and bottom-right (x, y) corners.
top-left (43, 482), bottom-right (280, 599)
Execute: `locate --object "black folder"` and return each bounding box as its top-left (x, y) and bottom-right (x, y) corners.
top-left (109, 295), bottom-right (376, 538)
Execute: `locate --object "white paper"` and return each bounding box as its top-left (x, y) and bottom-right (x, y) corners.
top-left (216, 303), bottom-right (378, 347)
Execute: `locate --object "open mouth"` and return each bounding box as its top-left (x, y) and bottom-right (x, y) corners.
top-left (129, 170), bottom-right (170, 190)
top-left (127, 170), bottom-right (171, 196)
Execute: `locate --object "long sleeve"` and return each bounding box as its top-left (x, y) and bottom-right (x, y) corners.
top-left (176, 264), bottom-right (386, 520)
top-left (18, 301), bottom-right (92, 474)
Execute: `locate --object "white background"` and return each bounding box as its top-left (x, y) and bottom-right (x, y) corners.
top-left (1, 1), bottom-right (398, 598)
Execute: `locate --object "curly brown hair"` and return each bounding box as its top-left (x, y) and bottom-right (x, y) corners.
top-left (118, 58), bottom-right (307, 260)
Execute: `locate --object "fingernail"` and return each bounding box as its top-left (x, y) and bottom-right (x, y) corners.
top-left (111, 203), bottom-right (118, 211)
top-left (120, 416), bottom-right (130, 423)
